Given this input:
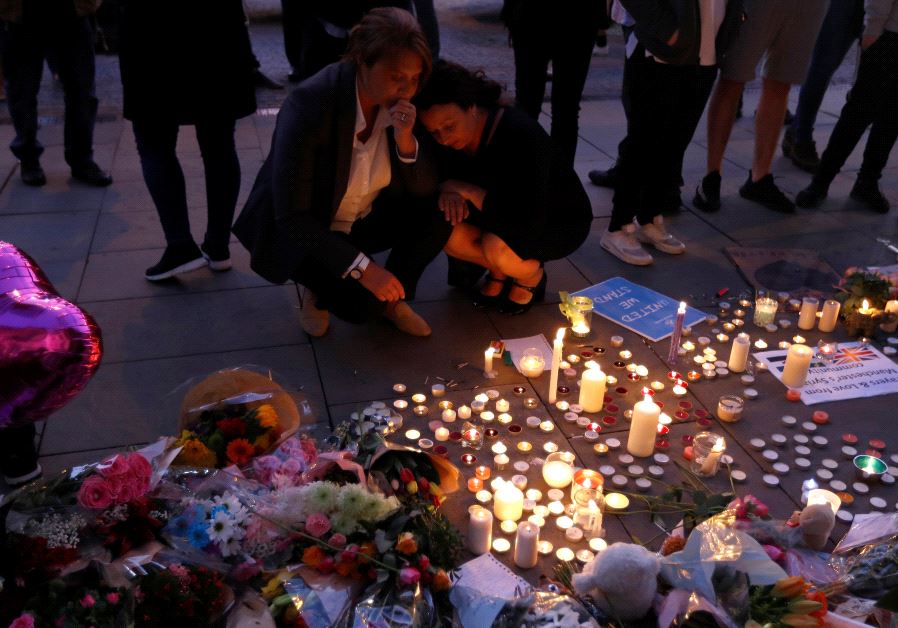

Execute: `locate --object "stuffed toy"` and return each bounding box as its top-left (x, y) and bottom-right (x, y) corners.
top-left (572, 542), bottom-right (660, 621)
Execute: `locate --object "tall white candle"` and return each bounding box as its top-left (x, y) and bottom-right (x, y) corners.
top-left (782, 343), bottom-right (813, 388)
top-left (818, 299), bottom-right (841, 333)
top-left (578, 361), bottom-right (606, 413)
top-left (627, 390), bottom-right (660, 457)
top-left (797, 297), bottom-right (819, 330)
top-left (548, 329), bottom-right (564, 404)
top-left (493, 479), bottom-right (525, 521)
top-left (667, 301), bottom-right (687, 364)
top-left (484, 347), bottom-right (495, 376)
top-left (468, 508), bottom-right (493, 554)
top-left (727, 333), bottom-right (750, 373)
top-left (882, 300), bottom-right (898, 333)
top-left (513, 521), bottom-right (540, 568)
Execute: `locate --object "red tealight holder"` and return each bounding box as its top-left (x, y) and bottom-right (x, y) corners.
top-left (604, 394), bottom-right (614, 403)
top-left (627, 373), bottom-right (641, 382)
top-left (842, 433), bottom-right (858, 445)
top-left (812, 410), bottom-right (830, 425)
top-left (460, 453), bottom-right (477, 466)
top-left (602, 416), bottom-right (617, 427)
top-left (572, 468), bottom-right (605, 493)
top-left (432, 445), bottom-right (448, 457)
top-left (697, 418), bottom-right (712, 428)
top-left (694, 409), bottom-right (709, 419)
top-left (785, 389), bottom-right (802, 402)
top-left (686, 370), bottom-right (702, 382)
top-left (449, 431), bottom-right (462, 441)
top-left (678, 400), bottom-right (693, 409)
top-left (656, 424), bottom-right (670, 437)
top-left (615, 386), bottom-right (629, 395)
top-left (675, 411), bottom-right (689, 421)
top-left (667, 370), bottom-right (681, 381)
top-left (656, 401), bottom-right (664, 410)
top-left (864, 449), bottom-right (883, 458)
top-left (580, 350), bottom-right (594, 359)
top-left (606, 404), bottom-right (620, 413)
top-left (588, 422), bottom-right (601, 432)
top-left (508, 424), bottom-right (523, 434)
top-left (869, 439), bottom-right (886, 451)
top-left (683, 445), bottom-right (694, 461)
top-left (682, 434), bottom-right (694, 445)
top-left (655, 439), bottom-right (670, 449)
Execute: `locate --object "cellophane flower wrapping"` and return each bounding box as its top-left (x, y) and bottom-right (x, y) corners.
top-left (335, 579), bottom-right (435, 628)
top-left (830, 512), bottom-right (898, 599)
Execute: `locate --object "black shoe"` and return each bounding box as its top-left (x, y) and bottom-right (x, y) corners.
top-left (739, 172), bottom-right (795, 213)
top-left (850, 181), bottom-right (891, 213)
top-left (499, 267), bottom-right (547, 315)
top-left (693, 171), bottom-right (721, 212)
top-left (795, 182), bottom-right (828, 208)
top-left (201, 242), bottom-right (232, 272)
top-left (472, 274), bottom-right (509, 309)
top-left (287, 71), bottom-right (302, 83)
top-left (145, 242), bottom-right (207, 281)
top-left (782, 128), bottom-right (820, 173)
top-left (783, 109), bottom-right (794, 126)
top-left (588, 165), bottom-right (618, 188)
top-left (595, 33), bottom-right (607, 48)
top-left (253, 69), bottom-right (284, 90)
top-left (71, 161), bottom-right (113, 187)
top-left (21, 159), bottom-right (46, 186)
top-left (2, 461), bottom-right (42, 488)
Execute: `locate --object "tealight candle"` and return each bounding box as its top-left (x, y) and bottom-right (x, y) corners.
top-left (413, 405), bottom-right (428, 416)
top-left (480, 411), bottom-right (495, 423)
top-left (491, 442), bottom-right (508, 455)
top-left (457, 405), bottom-right (472, 419)
top-left (589, 538), bottom-right (607, 553)
top-left (494, 453), bottom-right (510, 470)
top-left (492, 538), bottom-right (511, 553)
top-left (393, 383), bottom-right (407, 394)
top-left (411, 393), bottom-right (426, 404)
top-left (393, 399), bottom-right (409, 410)
top-left (496, 398), bottom-right (510, 413)
top-left (468, 477), bottom-right (483, 492)
top-left (475, 490), bottom-right (492, 503)
top-left (405, 429), bottom-right (421, 440)
top-left (434, 427), bottom-right (450, 441)
top-left (475, 465), bottom-right (491, 480)
top-left (603, 492), bottom-right (629, 509)
top-left (539, 420), bottom-right (555, 432)
top-left (517, 441), bottom-right (533, 453)
top-left (442, 409), bottom-right (457, 422)
top-left (498, 413), bottom-right (513, 425)
top-left (556, 516), bottom-right (574, 530)
top-left (431, 384), bottom-right (446, 397)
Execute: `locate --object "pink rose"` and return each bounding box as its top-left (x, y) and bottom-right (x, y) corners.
top-left (278, 439), bottom-right (303, 457)
top-left (399, 567), bottom-right (421, 586)
top-left (106, 592), bottom-right (120, 604)
top-left (98, 454), bottom-right (130, 478)
top-left (252, 455), bottom-right (282, 484)
top-left (327, 533), bottom-right (347, 549)
top-left (304, 512), bottom-right (332, 538)
top-left (232, 560), bottom-right (262, 582)
top-left (81, 594), bottom-right (96, 608)
top-left (9, 614), bottom-right (35, 628)
top-left (78, 475), bottom-right (115, 510)
top-left (127, 453), bottom-right (153, 485)
top-left (280, 457), bottom-right (303, 476)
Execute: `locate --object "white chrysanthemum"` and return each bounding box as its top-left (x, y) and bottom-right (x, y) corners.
top-left (371, 495), bottom-right (401, 521)
top-left (306, 481), bottom-right (339, 513)
top-left (337, 484), bottom-right (369, 519)
top-left (273, 486), bottom-right (310, 525)
top-left (330, 511), bottom-right (359, 535)
top-left (207, 510), bottom-right (236, 544)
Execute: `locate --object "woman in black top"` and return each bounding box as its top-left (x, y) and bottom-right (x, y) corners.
top-left (415, 61), bottom-right (592, 314)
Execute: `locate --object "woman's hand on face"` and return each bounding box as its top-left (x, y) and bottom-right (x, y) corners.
top-left (390, 100), bottom-right (418, 158)
top-left (439, 191), bottom-right (469, 225)
top-left (358, 262), bottom-right (405, 302)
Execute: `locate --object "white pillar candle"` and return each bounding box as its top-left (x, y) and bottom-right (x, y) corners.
top-left (627, 390), bottom-right (660, 457)
top-left (882, 300), bottom-right (898, 333)
top-left (818, 299), bottom-right (841, 333)
top-left (513, 521), bottom-right (540, 568)
top-left (493, 479), bottom-right (525, 521)
top-left (468, 508), bottom-right (493, 554)
top-left (798, 297), bottom-right (819, 330)
top-left (578, 361), bottom-right (607, 413)
top-left (782, 343), bottom-right (813, 388)
top-left (727, 333), bottom-right (751, 373)
top-left (548, 328), bottom-right (564, 404)
top-left (484, 347), bottom-right (495, 376)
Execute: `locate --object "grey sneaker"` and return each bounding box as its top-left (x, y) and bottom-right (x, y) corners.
top-left (600, 224), bottom-right (654, 266)
top-left (636, 216), bottom-right (685, 254)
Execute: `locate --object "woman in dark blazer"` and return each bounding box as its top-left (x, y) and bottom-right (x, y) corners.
top-left (234, 8), bottom-right (450, 337)
top-left (119, 0), bottom-right (257, 281)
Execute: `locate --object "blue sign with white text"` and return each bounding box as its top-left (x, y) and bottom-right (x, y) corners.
top-left (573, 277), bottom-right (707, 342)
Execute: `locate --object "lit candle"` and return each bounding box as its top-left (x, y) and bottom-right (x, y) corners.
top-left (578, 361), bottom-right (607, 413)
top-left (442, 409), bottom-right (456, 422)
top-left (519, 354), bottom-right (545, 378)
top-left (667, 301), bottom-right (687, 364)
top-left (491, 442), bottom-right (507, 455)
top-left (494, 453), bottom-right (509, 470)
top-left (475, 465), bottom-right (491, 480)
top-left (571, 469), bottom-right (604, 502)
top-left (700, 437), bottom-right (725, 476)
top-left (883, 300), bottom-right (898, 333)
top-left (782, 343), bottom-right (813, 388)
top-left (754, 339), bottom-right (768, 349)
top-left (672, 379), bottom-right (688, 397)
top-left (484, 347), bottom-right (496, 377)
top-left (542, 451), bottom-right (575, 488)
top-left (798, 297), bottom-right (819, 330)
top-left (807, 488), bottom-right (841, 514)
top-left (434, 427), bottom-right (450, 441)
top-left (495, 398), bottom-right (510, 413)
top-left (513, 521), bottom-right (540, 568)
top-left (627, 389), bottom-right (660, 457)
top-left (468, 477), bottom-right (484, 492)
top-left (549, 329), bottom-right (565, 404)
top-left (457, 405), bottom-right (472, 420)
top-left (604, 493), bottom-right (629, 510)
top-left (493, 479), bottom-right (525, 522)
top-left (859, 299), bottom-right (872, 315)
top-left (468, 508), bottom-right (493, 554)
top-left (728, 333), bottom-right (750, 373)
top-left (818, 299), bottom-right (841, 333)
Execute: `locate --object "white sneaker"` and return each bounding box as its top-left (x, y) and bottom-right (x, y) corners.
top-left (636, 216), bottom-right (686, 254)
top-left (600, 224), bottom-right (654, 266)
top-left (298, 287), bottom-right (329, 337)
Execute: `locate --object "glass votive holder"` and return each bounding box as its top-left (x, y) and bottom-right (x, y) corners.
top-left (519, 347), bottom-right (546, 378)
top-left (853, 455), bottom-right (887, 482)
top-left (691, 431), bottom-right (726, 477)
top-left (753, 296), bottom-right (779, 327)
top-left (567, 295), bottom-right (594, 338)
top-left (716, 394), bottom-right (744, 422)
top-left (461, 422), bottom-right (483, 450)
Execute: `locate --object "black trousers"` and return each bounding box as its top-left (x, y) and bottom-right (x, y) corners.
top-left (611, 54), bottom-right (717, 230)
top-left (509, 0), bottom-right (602, 166)
top-left (292, 197), bottom-right (451, 324)
top-left (132, 117), bottom-right (240, 251)
top-left (814, 31), bottom-right (898, 187)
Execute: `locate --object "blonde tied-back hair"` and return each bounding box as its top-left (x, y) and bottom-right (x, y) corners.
top-left (345, 7), bottom-right (433, 86)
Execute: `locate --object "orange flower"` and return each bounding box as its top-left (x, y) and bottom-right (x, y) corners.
top-left (396, 532), bottom-right (417, 555)
top-left (255, 404), bottom-right (279, 429)
top-left (805, 590), bottom-right (828, 618)
top-left (357, 542), bottom-right (377, 564)
top-left (253, 434), bottom-right (271, 452)
top-left (226, 438), bottom-right (255, 465)
top-left (432, 569), bottom-right (452, 592)
top-left (176, 439), bottom-right (218, 468)
top-left (302, 545), bottom-right (327, 569)
top-left (335, 560), bottom-right (356, 577)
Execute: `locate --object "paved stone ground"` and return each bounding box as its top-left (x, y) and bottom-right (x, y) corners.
top-left (0, 1), bottom-right (896, 506)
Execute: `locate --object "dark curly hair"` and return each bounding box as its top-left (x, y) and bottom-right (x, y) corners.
top-left (413, 59), bottom-right (505, 111)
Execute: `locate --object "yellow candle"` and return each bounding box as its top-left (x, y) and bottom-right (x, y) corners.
top-left (578, 361), bottom-right (606, 413)
top-left (782, 343), bottom-right (813, 388)
top-left (627, 390), bottom-right (659, 457)
top-left (818, 299), bottom-right (841, 333)
top-left (727, 333), bottom-right (750, 373)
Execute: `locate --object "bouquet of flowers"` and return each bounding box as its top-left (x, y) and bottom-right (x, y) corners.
top-left (133, 561), bottom-right (232, 625)
top-left (835, 267), bottom-right (898, 314)
top-left (172, 367), bottom-right (305, 469)
top-left (10, 578), bottom-right (131, 628)
top-left (245, 433), bottom-right (319, 490)
top-left (747, 576), bottom-right (827, 627)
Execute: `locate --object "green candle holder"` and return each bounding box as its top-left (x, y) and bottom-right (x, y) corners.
top-left (853, 454), bottom-right (887, 482)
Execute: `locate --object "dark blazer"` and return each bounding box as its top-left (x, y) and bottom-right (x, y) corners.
top-left (234, 62), bottom-right (438, 284)
top-left (619, 0), bottom-right (745, 66)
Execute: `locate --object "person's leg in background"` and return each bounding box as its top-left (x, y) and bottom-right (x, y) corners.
top-left (281, 0), bottom-right (305, 81)
top-left (0, 423), bottom-right (41, 487)
top-left (509, 4), bottom-right (551, 122)
top-left (412, 0), bottom-right (440, 59)
top-left (784, 0), bottom-right (863, 172)
top-left (195, 117), bottom-right (240, 269)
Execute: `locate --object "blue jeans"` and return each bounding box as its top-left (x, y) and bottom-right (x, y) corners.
top-left (132, 118), bottom-right (240, 250)
top-left (0, 5), bottom-right (98, 166)
top-left (790, 0), bottom-right (864, 145)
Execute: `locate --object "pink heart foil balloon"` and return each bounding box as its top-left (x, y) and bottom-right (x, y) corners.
top-left (0, 241), bottom-right (102, 428)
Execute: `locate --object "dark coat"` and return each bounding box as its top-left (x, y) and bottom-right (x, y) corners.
top-left (118, 0), bottom-right (256, 124)
top-left (619, 0), bottom-right (745, 65)
top-left (233, 62), bottom-right (438, 284)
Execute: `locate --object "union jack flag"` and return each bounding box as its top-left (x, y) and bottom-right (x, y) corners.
top-left (833, 346), bottom-right (879, 365)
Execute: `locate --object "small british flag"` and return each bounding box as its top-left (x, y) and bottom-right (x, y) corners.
top-left (833, 346), bottom-right (879, 365)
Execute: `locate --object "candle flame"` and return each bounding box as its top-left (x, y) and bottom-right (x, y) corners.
top-left (555, 328), bottom-right (566, 341)
top-left (862, 299), bottom-right (870, 310)
top-left (678, 301), bottom-right (687, 313)
top-left (485, 347), bottom-right (494, 356)
top-left (712, 437), bottom-right (725, 453)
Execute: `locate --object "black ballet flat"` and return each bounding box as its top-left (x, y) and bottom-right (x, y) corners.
top-left (499, 267), bottom-right (547, 315)
top-left (472, 274), bottom-right (509, 310)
